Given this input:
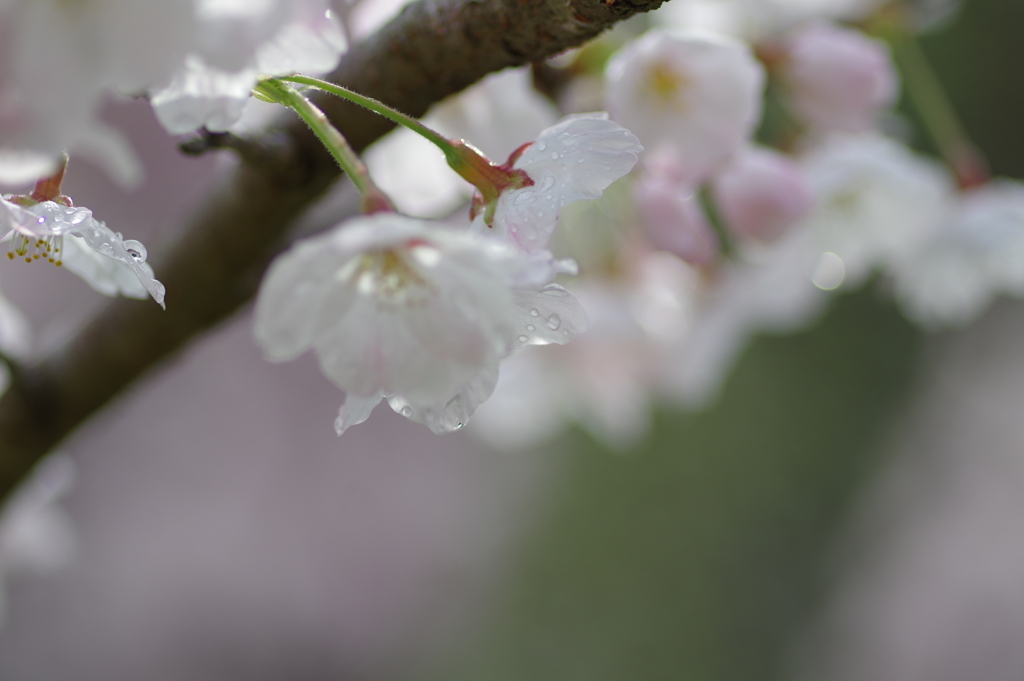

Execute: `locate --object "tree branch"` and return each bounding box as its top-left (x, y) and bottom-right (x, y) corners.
top-left (0, 0), bottom-right (665, 497)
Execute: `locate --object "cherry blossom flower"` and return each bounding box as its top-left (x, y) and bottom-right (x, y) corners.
top-left (799, 133), bottom-right (954, 287)
top-left (0, 198), bottom-right (165, 307)
top-left (473, 253), bottom-right (702, 449)
top-left (893, 180), bottom-right (1024, 328)
top-left (711, 145), bottom-right (814, 242)
top-left (254, 213), bottom-right (587, 435)
top-left (604, 29), bottom-right (764, 184)
top-left (151, 0), bottom-right (347, 134)
top-left (0, 0), bottom-right (195, 184)
top-left (780, 22), bottom-right (899, 133)
top-left (469, 113), bottom-right (642, 254)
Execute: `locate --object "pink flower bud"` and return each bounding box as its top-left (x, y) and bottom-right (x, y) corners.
top-left (711, 145), bottom-right (814, 242)
top-left (635, 170), bottom-right (719, 266)
top-left (781, 22), bottom-right (898, 132)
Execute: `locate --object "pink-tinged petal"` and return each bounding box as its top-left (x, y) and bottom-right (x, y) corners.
top-left (781, 22), bottom-right (898, 133)
top-left (635, 173), bottom-right (720, 266)
top-left (711, 145), bottom-right (814, 242)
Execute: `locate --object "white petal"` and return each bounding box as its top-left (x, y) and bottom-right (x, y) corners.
top-left (334, 392), bottom-right (383, 435)
top-left (150, 56), bottom-right (257, 135)
top-left (477, 113), bottom-right (642, 253)
top-left (387, 362), bottom-right (499, 434)
top-left (69, 218), bottom-right (166, 307)
top-left (512, 284), bottom-right (589, 347)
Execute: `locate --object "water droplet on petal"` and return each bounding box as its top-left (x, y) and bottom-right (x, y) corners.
top-left (539, 176), bottom-right (555, 192)
top-left (547, 314), bottom-right (561, 330)
top-left (123, 239), bottom-right (147, 262)
top-left (518, 335), bottom-right (529, 343)
top-left (526, 324), bottom-right (535, 332)
top-left (401, 406), bottom-right (412, 417)
top-left (537, 142), bottom-right (547, 151)
top-left (529, 308), bottom-right (540, 317)
top-left (551, 152), bottom-right (559, 160)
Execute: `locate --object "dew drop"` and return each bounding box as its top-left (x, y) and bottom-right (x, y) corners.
top-left (546, 314), bottom-right (562, 330)
top-left (539, 176), bottom-right (556, 192)
top-left (526, 324), bottom-right (535, 332)
top-left (401, 406), bottom-right (413, 417)
top-left (529, 308), bottom-right (540, 317)
top-left (123, 239), bottom-right (147, 262)
top-left (550, 151), bottom-right (559, 160)
top-left (537, 142), bottom-right (547, 151)
top-left (518, 335), bottom-right (529, 343)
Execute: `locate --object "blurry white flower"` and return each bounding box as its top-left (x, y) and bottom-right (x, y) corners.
top-left (653, 0), bottom-right (888, 41)
top-left (894, 180), bottom-right (1024, 328)
top-left (0, 455), bottom-right (76, 627)
top-left (475, 254), bottom-right (702, 449)
top-left (1, 198), bottom-right (165, 307)
top-left (151, 0), bottom-right (347, 134)
top-left (799, 133), bottom-right (954, 287)
top-left (254, 213), bottom-right (587, 435)
top-left (0, 0), bottom-right (194, 185)
top-left (660, 225), bottom-right (829, 407)
top-left (711, 145), bottom-right (815, 242)
top-left (470, 113), bottom-right (642, 253)
top-left (365, 67), bottom-right (560, 217)
top-left (780, 22), bottom-right (899, 133)
top-left (605, 29), bottom-right (764, 184)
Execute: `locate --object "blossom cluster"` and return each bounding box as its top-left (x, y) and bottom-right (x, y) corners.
top-left (0, 0), bottom-right (1018, 449)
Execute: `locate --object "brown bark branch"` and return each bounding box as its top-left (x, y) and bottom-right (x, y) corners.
top-left (0, 0), bottom-right (665, 496)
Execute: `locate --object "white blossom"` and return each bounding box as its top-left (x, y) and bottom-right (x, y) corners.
top-left (0, 0), bottom-right (196, 183)
top-left (893, 180), bottom-right (1024, 328)
top-left (799, 133), bottom-right (954, 287)
top-left (0, 198), bottom-right (165, 307)
top-left (470, 113), bottom-right (642, 254)
top-left (151, 0), bottom-right (347, 134)
top-left (254, 213), bottom-right (587, 435)
top-left (780, 22), bottom-right (899, 133)
top-left (605, 29), bottom-right (764, 184)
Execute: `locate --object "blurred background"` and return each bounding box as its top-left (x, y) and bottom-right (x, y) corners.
top-left (1, 0), bottom-right (1024, 679)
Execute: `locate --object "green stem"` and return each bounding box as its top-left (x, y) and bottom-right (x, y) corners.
top-left (889, 29), bottom-right (988, 187)
top-left (254, 79), bottom-right (392, 212)
top-left (276, 75), bottom-right (453, 152)
top-left (271, 75), bottom-right (527, 210)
